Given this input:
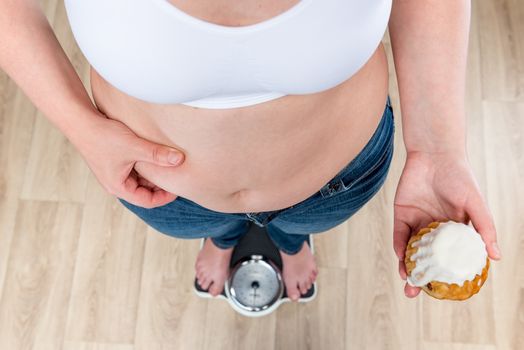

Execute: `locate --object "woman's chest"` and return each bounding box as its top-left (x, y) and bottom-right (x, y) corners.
top-left (66, 0), bottom-right (392, 107)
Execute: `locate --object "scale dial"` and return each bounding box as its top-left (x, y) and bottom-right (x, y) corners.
top-left (226, 255), bottom-right (284, 312)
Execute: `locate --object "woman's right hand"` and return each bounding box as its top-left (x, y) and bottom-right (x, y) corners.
top-left (74, 112), bottom-right (185, 208)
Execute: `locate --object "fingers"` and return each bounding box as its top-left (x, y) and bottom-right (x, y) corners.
top-left (395, 223), bottom-right (422, 298)
top-left (134, 138), bottom-right (185, 167)
top-left (398, 260), bottom-right (407, 280)
top-left (404, 283), bottom-right (421, 298)
top-left (393, 206), bottom-right (430, 261)
top-left (137, 174), bottom-right (159, 189)
top-left (393, 211), bottom-right (413, 288)
top-left (393, 217), bottom-right (412, 261)
top-left (136, 174), bottom-right (164, 192)
top-left (122, 171), bottom-right (178, 208)
top-left (465, 189), bottom-right (501, 260)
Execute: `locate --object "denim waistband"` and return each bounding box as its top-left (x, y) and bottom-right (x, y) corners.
top-left (318, 95), bottom-right (393, 198)
top-left (245, 95), bottom-right (393, 222)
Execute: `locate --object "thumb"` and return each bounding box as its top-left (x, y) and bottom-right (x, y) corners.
top-left (133, 138), bottom-right (185, 166)
top-left (465, 189), bottom-right (501, 260)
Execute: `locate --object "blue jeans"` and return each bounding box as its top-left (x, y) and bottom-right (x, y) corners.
top-left (117, 96), bottom-right (395, 255)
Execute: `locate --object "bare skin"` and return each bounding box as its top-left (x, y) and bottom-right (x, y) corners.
top-left (90, 0), bottom-right (389, 300)
top-left (195, 237), bottom-right (319, 298)
top-left (388, 0), bottom-right (500, 297)
top-left (279, 242), bottom-right (320, 299)
top-left (1, 0), bottom-right (500, 301)
top-left (194, 239), bottom-right (234, 296)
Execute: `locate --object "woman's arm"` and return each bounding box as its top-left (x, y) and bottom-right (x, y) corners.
top-left (389, 0), bottom-right (469, 155)
top-left (388, 0), bottom-right (501, 297)
top-left (0, 0), bottom-right (185, 207)
top-left (0, 0), bottom-right (102, 144)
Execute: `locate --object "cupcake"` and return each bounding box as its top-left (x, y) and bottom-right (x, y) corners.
top-left (404, 221), bottom-right (490, 300)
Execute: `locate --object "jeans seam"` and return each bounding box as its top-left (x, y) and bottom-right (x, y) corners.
top-left (323, 117), bottom-right (393, 199)
top-left (350, 137), bottom-right (394, 195)
top-left (346, 128), bottom-right (393, 190)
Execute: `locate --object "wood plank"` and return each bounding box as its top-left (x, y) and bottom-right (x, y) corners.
top-left (0, 200), bottom-right (82, 349)
top-left (20, 112), bottom-right (90, 202)
top-left (276, 267), bottom-right (346, 350)
top-left (478, 0), bottom-right (524, 101)
top-left (64, 175), bottom-right (146, 344)
top-left (482, 100), bottom-right (524, 350)
top-left (133, 228), bottom-right (208, 350)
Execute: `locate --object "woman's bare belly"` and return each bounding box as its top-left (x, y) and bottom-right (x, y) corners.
top-left (89, 2), bottom-right (389, 214)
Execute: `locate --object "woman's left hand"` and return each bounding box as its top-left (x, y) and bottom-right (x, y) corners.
top-left (393, 151), bottom-right (501, 298)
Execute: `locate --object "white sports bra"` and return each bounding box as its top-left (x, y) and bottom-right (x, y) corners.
top-left (64, 0), bottom-right (392, 109)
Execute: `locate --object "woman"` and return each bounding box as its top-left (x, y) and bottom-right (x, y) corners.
top-left (0, 0), bottom-right (500, 302)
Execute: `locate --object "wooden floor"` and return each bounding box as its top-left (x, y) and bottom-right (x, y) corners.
top-left (0, 1), bottom-right (522, 349)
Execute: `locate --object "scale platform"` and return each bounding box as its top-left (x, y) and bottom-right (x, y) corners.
top-left (193, 221), bottom-right (317, 316)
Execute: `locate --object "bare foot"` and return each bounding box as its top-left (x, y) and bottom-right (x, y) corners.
top-left (195, 238), bottom-right (234, 297)
top-left (279, 241), bottom-right (319, 301)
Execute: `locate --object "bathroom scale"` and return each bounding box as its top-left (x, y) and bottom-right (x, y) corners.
top-left (193, 221), bottom-right (317, 317)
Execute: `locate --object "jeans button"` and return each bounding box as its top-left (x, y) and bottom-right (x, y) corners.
top-left (320, 178), bottom-right (345, 198)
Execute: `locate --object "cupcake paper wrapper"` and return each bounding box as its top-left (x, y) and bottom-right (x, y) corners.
top-left (404, 221), bottom-right (490, 301)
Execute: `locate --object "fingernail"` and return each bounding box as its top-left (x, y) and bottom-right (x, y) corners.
top-left (168, 152), bottom-right (182, 165)
top-left (292, 294), bottom-right (299, 301)
top-left (492, 242), bottom-right (501, 259)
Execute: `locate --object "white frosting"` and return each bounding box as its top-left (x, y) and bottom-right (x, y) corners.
top-left (406, 222), bottom-right (487, 287)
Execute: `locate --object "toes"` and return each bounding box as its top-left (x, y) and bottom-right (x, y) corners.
top-left (310, 273), bottom-right (317, 284)
top-left (286, 282), bottom-right (301, 301)
top-left (197, 273), bottom-right (225, 296)
top-left (201, 278), bottom-right (212, 290)
top-left (196, 270), bottom-right (205, 283)
top-left (299, 281), bottom-right (309, 295)
top-left (307, 276), bottom-right (314, 286)
top-left (208, 282), bottom-right (217, 295)
top-left (209, 282), bottom-right (224, 296)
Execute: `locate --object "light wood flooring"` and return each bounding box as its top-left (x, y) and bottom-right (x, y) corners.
top-left (0, 0), bottom-right (522, 349)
